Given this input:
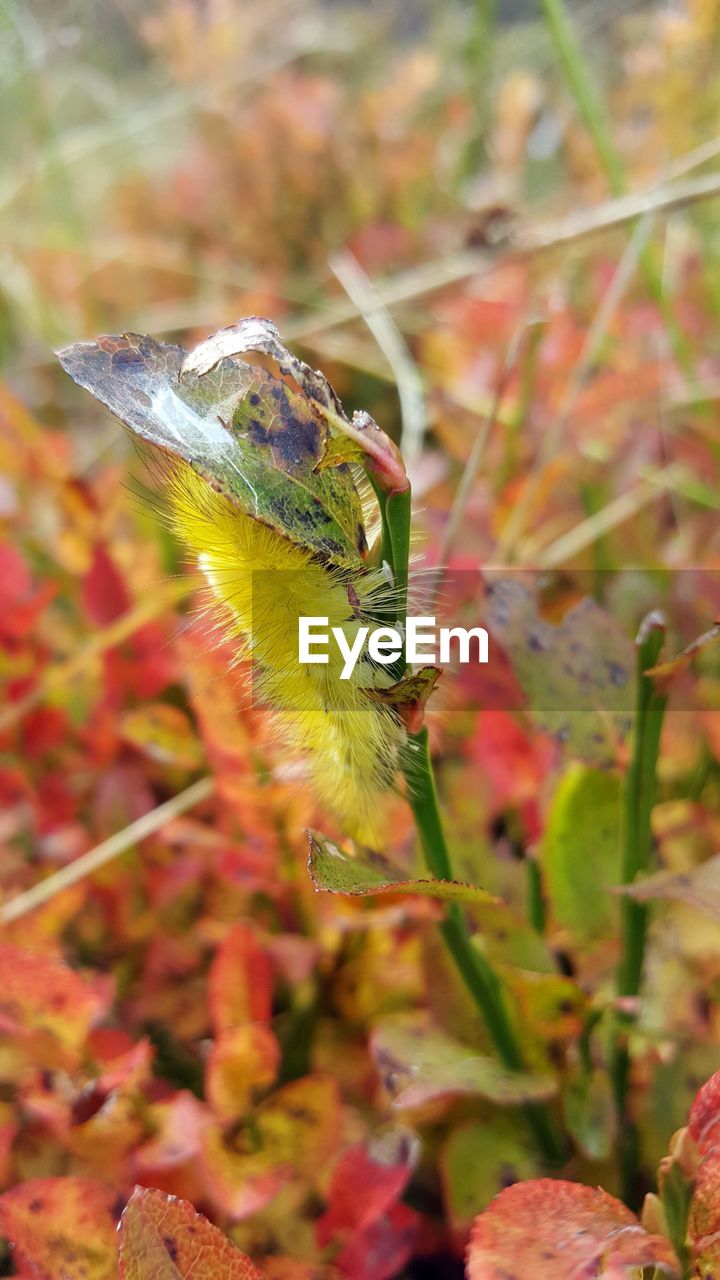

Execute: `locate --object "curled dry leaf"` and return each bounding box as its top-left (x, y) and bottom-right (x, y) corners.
top-left (181, 316), bottom-right (345, 417)
top-left (307, 831), bottom-right (498, 907)
top-left (466, 1180), bottom-right (680, 1279)
top-left (57, 331), bottom-right (367, 567)
top-left (182, 317), bottom-right (408, 496)
top-left (118, 1185), bottom-right (264, 1279)
top-left (364, 665), bottom-right (441, 733)
top-left (646, 624), bottom-right (720, 694)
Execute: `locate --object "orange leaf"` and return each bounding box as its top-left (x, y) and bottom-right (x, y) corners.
top-left (118, 1186), bottom-right (264, 1279)
top-left (199, 1074), bottom-right (342, 1220)
top-left (0, 1177), bottom-right (120, 1279)
top-left (0, 944), bottom-right (108, 1068)
top-left (209, 924), bottom-right (274, 1032)
top-left (120, 704), bottom-right (204, 771)
top-left (466, 1180), bottom-right (680, 1279)
top-left (199, 1126), bottom-right (288, 1221)
top-left (206, 1024), bottom-right (280, 1121)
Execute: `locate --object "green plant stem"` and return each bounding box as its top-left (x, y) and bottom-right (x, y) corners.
top-left (373, 473), bottom-right (563, 1164)
top-left (612, 614), bottom-right (668, 1205)
top-left (371, 482), bottom-right (411, 674)
top-left (526, 857), bottom-right (546, 935)
top-left (404, 729), bottom-right (565, 1166)
top-left (540, 0), bottom-right (693, 375)
top-left (540, 0), bottom-right (625, 195)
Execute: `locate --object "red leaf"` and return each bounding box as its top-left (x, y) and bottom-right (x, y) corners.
top-left (334, 1202), bottom-right (420, 1280)
top-left (22, 707), bottom-right (69, 759)
top-left (467, 711), bottom-right (554, 817)
top-left (0, 1177), bottom-right (120, 1279)
top-left (209, 924), bottom-right (273, 1033)
top-left (0, 543), bottom-right (54, 641)
top-left (688, 1151), bottom-right (720, 1277)
top-left (688, 1069), bottom-right (720, 1156)
top-left (317, 1140), bottom-right (413, 1244)
top-left (466, 1180), bottom-right (680, 1279)
top-left (134, 1092), bottom-right (210, 1175)
top-left (686, 1072), bottom-right (720, 1276)
top-left (118, 1186), bottom-right (264, 1279)
top-left (83, 543), bottom-right (131, 626)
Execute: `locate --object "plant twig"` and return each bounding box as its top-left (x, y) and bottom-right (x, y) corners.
top-left (19, 172), bottom-right (720, 373)
top-left (529, 462), bottom-right (686, 568)
top-left (330, 248), bottom-right (427, 464)
top-left (439, 320), bottom-right (537, 567)
top-left (0, 776), bottom-right (215, 924)
top-left (283, 171), bottom-right (720, 349)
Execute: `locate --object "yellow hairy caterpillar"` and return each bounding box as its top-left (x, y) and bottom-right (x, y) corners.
top-left (167, 460), bottom-right (406, 846)
top-left (57, 321), bottom-right (417, 848)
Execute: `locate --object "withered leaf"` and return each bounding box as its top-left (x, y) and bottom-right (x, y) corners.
top-left (371, 1016), bottom-right (556, 1109)
top-left (57, 331), bottom-right (366, 567)
top-left (647, 624), bottom-right (720, 693)
top-left (183, 317), bottom-right (408, 495)
top-left (619, 855), bottom-right (720, 921)
top-left (484, 575), bottom-right (633, 766)
top-left (364, 665), bottom-right (441, 732)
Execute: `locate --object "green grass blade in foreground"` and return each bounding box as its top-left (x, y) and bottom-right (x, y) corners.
top-left (404, 728), bottom-right (566, 1166)
top-left (612, 613), bottom-right (668, 1206)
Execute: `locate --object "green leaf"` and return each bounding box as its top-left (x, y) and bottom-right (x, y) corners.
top-left (371, 1016), bottom-right (557, 1108)
top-left (307, 831), bottom-right (498, 907)
top-left (484, 577), bottom-right (633, 766)
top-left (57, 332), bottom-right (366, 567)
top-left (563, 1068), bottom-right (616, 1161)
top-left (542, 764), bottom-right (622, 938)
top-left (441, 1117), bottom-right (538, 1231)
top-left (660, 1158), bottom-right (694, 1279)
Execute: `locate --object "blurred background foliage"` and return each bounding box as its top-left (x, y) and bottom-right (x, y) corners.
top-left (4, 1), bottom-right (720, 1273)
